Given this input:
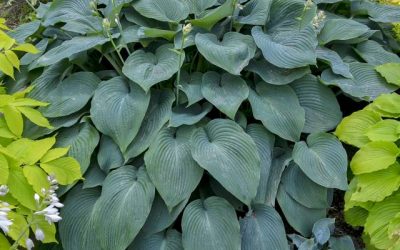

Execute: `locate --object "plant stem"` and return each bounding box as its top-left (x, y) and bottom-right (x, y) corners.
top-left (104, 53), bottom-right (123, 75)
top-left (110, 37), bottom-right (125, 64)
top-left (175, 27), bottom-right (186, 107)
top-left (24, 0), bottom-right (36, 11)
top-left (10, 218), bottom-right (33, 249)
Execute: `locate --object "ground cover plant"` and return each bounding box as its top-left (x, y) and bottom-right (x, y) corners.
top-left (0, 0), bottom-right (400, 249)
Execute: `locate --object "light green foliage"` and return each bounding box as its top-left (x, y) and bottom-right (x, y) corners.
top-left (2, 0), bottom-right (400, 248)
top-left (337, 92), bottom-right (400, 249)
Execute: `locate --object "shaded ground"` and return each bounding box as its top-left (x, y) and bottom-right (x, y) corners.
top-left (0, 0), bottom-right (33, 28)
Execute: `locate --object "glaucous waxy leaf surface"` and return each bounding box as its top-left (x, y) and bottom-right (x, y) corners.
top-left (318, 19), bottom-right (370, 45)
top-left (201, 71), bottom-right (249, 119)
top-left (316, 47), bottom-right (352, 78)
top-left (235, 0), bottom-right (272, 25)
top-left (240, 204), bottom-right (289, 250)
top-left (97, 135), bottom-right (124, 173)
top-left (178, 71), bottom-right (204, 106)
top-left (195, 32), bottom-right (256, 75)
top-left (248, 82), bottom-right (305, 142)
top-left (354, 40), bottom-right (400, 66)
top-left (191, 119), bottom-right (260, 205)
top-left (122, 44), bottom-right (183, 92)
top-left (91, 77), bottom-right (150, 152)
top-left (41, 72), bottom-right (100, 118)
top-left (182, 196), bottom-right (241, 250)
top-left (92, 166), bottom-right (155, 250)
top-left (169, 102), bottom-right (212, 127)
top-left (189, 0), bottom-right (234, 30)
top-left (252, 26), bottom-right (317, 69)
top-left (132, 0), bottom-right (189, 22)
top-left (144, 126), bottom-right (203, 209)
top-left (129, 229), bottom-right (183, 250)
top-left (125, 89), bottom-right (175, 160)
top-left (246, 59), bottom-right (310, 85)
top-left (293, 133), bottom-right (348, 190)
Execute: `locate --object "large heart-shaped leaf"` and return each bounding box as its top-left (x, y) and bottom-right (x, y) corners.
top-left (56, 122), bottom-right (100, 174)
top-left (36, 36), bottom-right (111, 67)
top-left (179, 71), bottom-right (204, 106)
top-left (191, 119), bottom-right (260, 205)
top-left (318, 19), bottom-right (370, 45)
top-left (132, 0), bottom-right (189, 22)
top-left (248, 82), bottom-right (305, 142)
top-left (125, 89), bottom-right (175, 160)
top-left (351, 0), bottom-right (400, 23)
top-left (182, 197), bottom-right (241, 250)
top-left (354, 40), bottom-right (400, 66)
top-left (195, 32), bottom-right (256, 75)
top-left (59, 185), bottom-right (102, 250)
top-left (169, 102), bottom-right (212, 127)
top-left (123, 44), bottom-right (183, 92)
top-left (293, 133), bottom-right (348, 190)
top-left (93, 166), bottom-right (155, 250)
top-left (252, 26), bottom-right (317, 69)
top-left (246, 124), bottom-right (275, 204)
top-left (185, 0), bottom-right (218, 15)
top-left (246, 59), bottom-right (310, 85)
top-left (321, 62), bottom-right (398, 100)
top-left (201, 71), bottom-right (249, 119)
top-left (189, 0), bottom-right (234, 30)
top-left (240, 204), bottom-right (288, 250)
top-left (91, 77), bottom-right (150, 152)
top-left (41, 72), bottom-right (100, 118)
top-left (42, 0), bottom-right (93, 26)
top-left (97, 136), bottom-right (124, 173)
top-left (290, 75), bottom-right (342, 133)
top-left (145, 126), bottom-right (203, 209)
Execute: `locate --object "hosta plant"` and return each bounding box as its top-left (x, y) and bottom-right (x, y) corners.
top-left (0, 86), bottom-right (82, 249)
top-left (336, 92), bottom-right (400, 250)
top-left (1, 0), bottom-right (400, 249)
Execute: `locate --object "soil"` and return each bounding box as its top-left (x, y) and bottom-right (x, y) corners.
top-left (0, 0), bottom-right (32, 28)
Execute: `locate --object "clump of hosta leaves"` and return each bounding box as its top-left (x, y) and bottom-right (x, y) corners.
top-left (1, 0), bottom-right (400, 249)
top-left (289, 218), bottom-right (355, 249)
top-left (336, 93), bottom-right (400, 249)
top-left (0, 87), bottom-right (82, 249)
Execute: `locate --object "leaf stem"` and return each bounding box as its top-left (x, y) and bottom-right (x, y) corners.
top-left (24, 0), bottom-right (36, 11)
top-left (175, 26), bottom-right (186, 107)
top-left (104, 53), bottom-right (123, 75)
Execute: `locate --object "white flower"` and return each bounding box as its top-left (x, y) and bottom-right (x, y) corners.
top-left (35, 205), bottom-right (62, 224)
top-left (0, 202), bottom-right (12, 233)
top-left (26, 238), bottom-right (34, 250)
top-left (0, 185), bottom-right (8, 196)
top-left (35, 228), bottom-right (45, 241)
top-left (34, 193), bottom-right (40, 203)
top-left (35, 176), bottom-right (63, 224)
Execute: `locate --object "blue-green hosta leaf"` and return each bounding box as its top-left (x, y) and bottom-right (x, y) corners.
top-left (125, 89), bottom-right (175, 160)
top-left (191, 119), bottom-right (260, 205)
top-left (41, 72), bottom-right (100, 118)
top-left (316, 47), bottom-right (352, 78)
top-left (277, 187), bottom-right (326, 237)
top-left (209, 177), bottom-right (244, 211)
top-left (129, 229), bottom-right (183, 250)
top-left (123, 44), bottom-right (183, 92)
top-left (56, 122), bottom-right (100, 174)
top-left (329, 236), bottom-right (355, 250)
top-left (246, 124), bottom-right (275, 204)
top-left (354, 40), bottom-right (400, 66)
top-left (145, 126), bottom-right (203, 209)
top-left (195, 32), bottom-right (256, 75)
top-left (312, 218), bottom-right (335, 245)
top-left (182, 197), bottom-right (241, 250)
top-left (91, 77), bottom-right (150, 152)
top-left (97, 136), bottom-right (124, 173)
top-left (179, 71), bottom-right (204, 106)
top-left (252, 26), bottom-right (317, 69)
top-left (169, 102), bottom-right (212, 127)
top-left (36, 36), bottom-right (111, 67)
top-left (185, 0), bottom-right (218, 15)
top-left (82, 163), bottom-right (106, 189)
top-left (248, 82), bottom-right (305, 142)
top-left (236, 0), bottom-right (272, 25)
top-left (141, 194), bottom-right (188, 235)
top-left (59, 185), bottom-right (101, 250)
top-left (174, 27), bottom-right (207, 49)
top-left (321, 62), bottom-right (398, 100)
top-left (280, 162), bottom-right (329, 209)
top-left (132, 0), bottom-right (189, 22)
top-left (8, 20), bottom-right (41, 43)
top-left (137, 27), bottom-right (178, 41)
top-left (42, 0), bottom-right (93, 26)
top-left (93, 166), bottom-right (155, 250)
top-left (318, 19), bottom-right (370, 45)
top-left (246, 59), bottom-right (310, 85)
top-left (189, 0), bottom-right (234, 30)
top-left (293, 133), bottom-right (348, 190)
top-left (240, 204), bottom-right (289, 250)
top-left (351, 0), bottom-right (400, 23)
top-left (201, 71), bottom-right (249, 119)
top-left (290, 75), bottom-right (342, 133)
top-left (60, 16), bottom-right (103, 34)
top-left (120, 25), bottom-right (141, 45)
top-left (264, 148), bottom-right (292, 206)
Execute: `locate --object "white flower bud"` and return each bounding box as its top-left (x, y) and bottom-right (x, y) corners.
top-left (0, 185), bottom-right (8, 196)
top-left (35, 228), bottom-right (45, 241)
top-left (26, 239), bottom-right (34, 250)
top-left (34, 193), bottom-right (40, 203)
